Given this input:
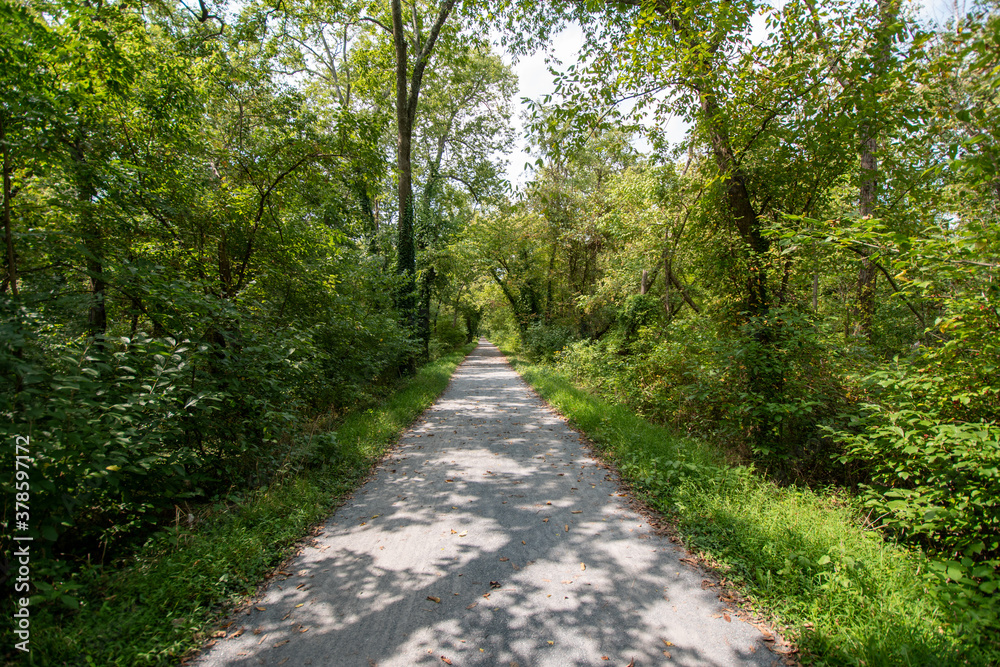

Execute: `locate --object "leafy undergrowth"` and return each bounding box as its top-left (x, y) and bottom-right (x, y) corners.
top-left (502, 348), bottom-right (999, 667)
top-left (16, 344), bottom-right (474, 666)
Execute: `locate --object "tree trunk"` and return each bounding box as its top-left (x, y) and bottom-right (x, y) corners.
top-left (72, 139), bottom-right (106, 342)
top-left (856, 125), bottom-right (878, 341)
top-left (390, 0), bottom-right (457, 344)
top-left (392, 0), bottom-right (416, 331)
top-left (698, 92), bottom-right (769, 315)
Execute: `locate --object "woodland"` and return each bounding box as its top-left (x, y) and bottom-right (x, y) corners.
top-left (1, 0), bottom-right (998, 663)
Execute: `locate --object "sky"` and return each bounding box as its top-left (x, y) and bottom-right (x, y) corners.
top-left (498, 0), bottom-right (959, 188)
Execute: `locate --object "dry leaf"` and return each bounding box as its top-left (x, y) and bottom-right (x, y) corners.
top-left (212, 631), bottom-right (226, 638)
top-left (273, 640), bottom-right (289, 647)
top-left (483, 593), bottom-right (490, 599)
top-left (295, 603), bottom-right (304, 608)
top-left (565, 525), bottom-right (569, 532)
top-left (724, 613), bottom-right (731, 622)
top-left (547, 641), bottom-right (554, 645)
top-left (543, 518), bottom-right (549, 523)
top-left (255, 607), bottom-right (266, 611)
top-left (300, 627), bottom-right (309, 633)
top-left (499, 557), bottom-right (509, 562)
top-left (466, 602), bottom-right (478, 610)
top-left (459, 532), bottom-right (468, 537)
top-left (571, 510), bottom-right (582, 514)
top-left (601, 658), bottom-right (610, 661)
top-left (427, 596), bottom-right (441, 603)
top-left (663, 640), bottom-right (674, 647)
top-left (580, 563), bottom-right (586, 571)
top-left (441, 657), bottom-right (453, 665)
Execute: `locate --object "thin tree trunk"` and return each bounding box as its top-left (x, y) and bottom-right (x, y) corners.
top-left (73, 140), bottom-right (106, 342)
top-left (392, 0), bottom-right (416, 329)
top-left (856, 125), bottom-right (878, 341)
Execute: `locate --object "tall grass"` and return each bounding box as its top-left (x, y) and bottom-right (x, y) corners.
top-left (507, 353), bottom-right (998, 666)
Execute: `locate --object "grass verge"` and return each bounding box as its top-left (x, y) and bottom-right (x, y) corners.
top-left (18, 344), bottom-right (474, 666)
top-left (502, 347), bottom-right (998, 667)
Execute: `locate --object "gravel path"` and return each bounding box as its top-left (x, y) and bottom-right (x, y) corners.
top-left (195, 340), bottom-right (777, 666)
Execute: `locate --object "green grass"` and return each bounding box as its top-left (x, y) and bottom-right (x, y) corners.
top-left (18, 344), bottom-right (474, 666)
top-left (502, 348), bottom-right (999, 667)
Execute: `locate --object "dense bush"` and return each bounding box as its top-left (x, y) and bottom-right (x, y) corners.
top-left (0, 286), bottom-right (415, 594)
top-left (521, 321), bottom-right (578, 362)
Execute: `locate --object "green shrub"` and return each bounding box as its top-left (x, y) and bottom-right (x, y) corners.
top-left (521, 321), bottom-right (577, 362)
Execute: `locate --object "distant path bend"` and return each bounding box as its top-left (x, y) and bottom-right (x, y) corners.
top-left (197, 339), bottom-right (775, 666)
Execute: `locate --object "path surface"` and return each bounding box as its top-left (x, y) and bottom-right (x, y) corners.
top-left (196, 340), bottom-right (776, 666)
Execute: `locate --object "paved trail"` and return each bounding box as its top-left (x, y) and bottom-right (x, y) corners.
top-left (197, 340), bottom-right (776, 666)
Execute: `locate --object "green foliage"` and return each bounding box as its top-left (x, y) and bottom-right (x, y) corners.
top-left (521, 321), bottom-right (577, 362)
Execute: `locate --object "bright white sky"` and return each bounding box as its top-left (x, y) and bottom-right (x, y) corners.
top-left (499, 0), bottom-right (958, 188)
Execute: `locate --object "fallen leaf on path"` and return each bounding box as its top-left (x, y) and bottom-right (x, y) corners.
top-left (483, 593), bottom-right (490, 599)
top-left (273, 640), bottom-right (289, 647)
top-left (565, 525), bottom-right (569, 532)
top-left (581, 563), bottom-right (586, 571)
top-left (459, 532), bottom-right (467, 537)
top-left (571, 510), bottom-right (582, 514)
top-left (295, 603), bottom-right (304, 608)
top-left (662, 640), bottom-right (673, 647)
top-left (212, 631), bottom-right (226, 638)
top-left (724, 613), bottom-right (731, 622)
top-left (427, 596), bottom-right (441, 603)
top-left (466, 602), bottom-right (478, 609)
top-left (602, 657), bottom-right (609, 661)
top-left (701, 579), bottom-right (716, 589)
top-left (255, 607), bottom-right (266, 611)
top-left (441, 657), bottom-right (452, 665)
top-left (543, 518), bottom-right (549, 523)
top-left (625, 659), bottom-right (635, 666)
top-left (547, 641), bottom-right (554, 645)
top-left (299, 627), bottom-right (309, 633)
top-left (490, 581), bottom-right (501, 588)
top-left (499, 557), bottom-right (509, 562)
